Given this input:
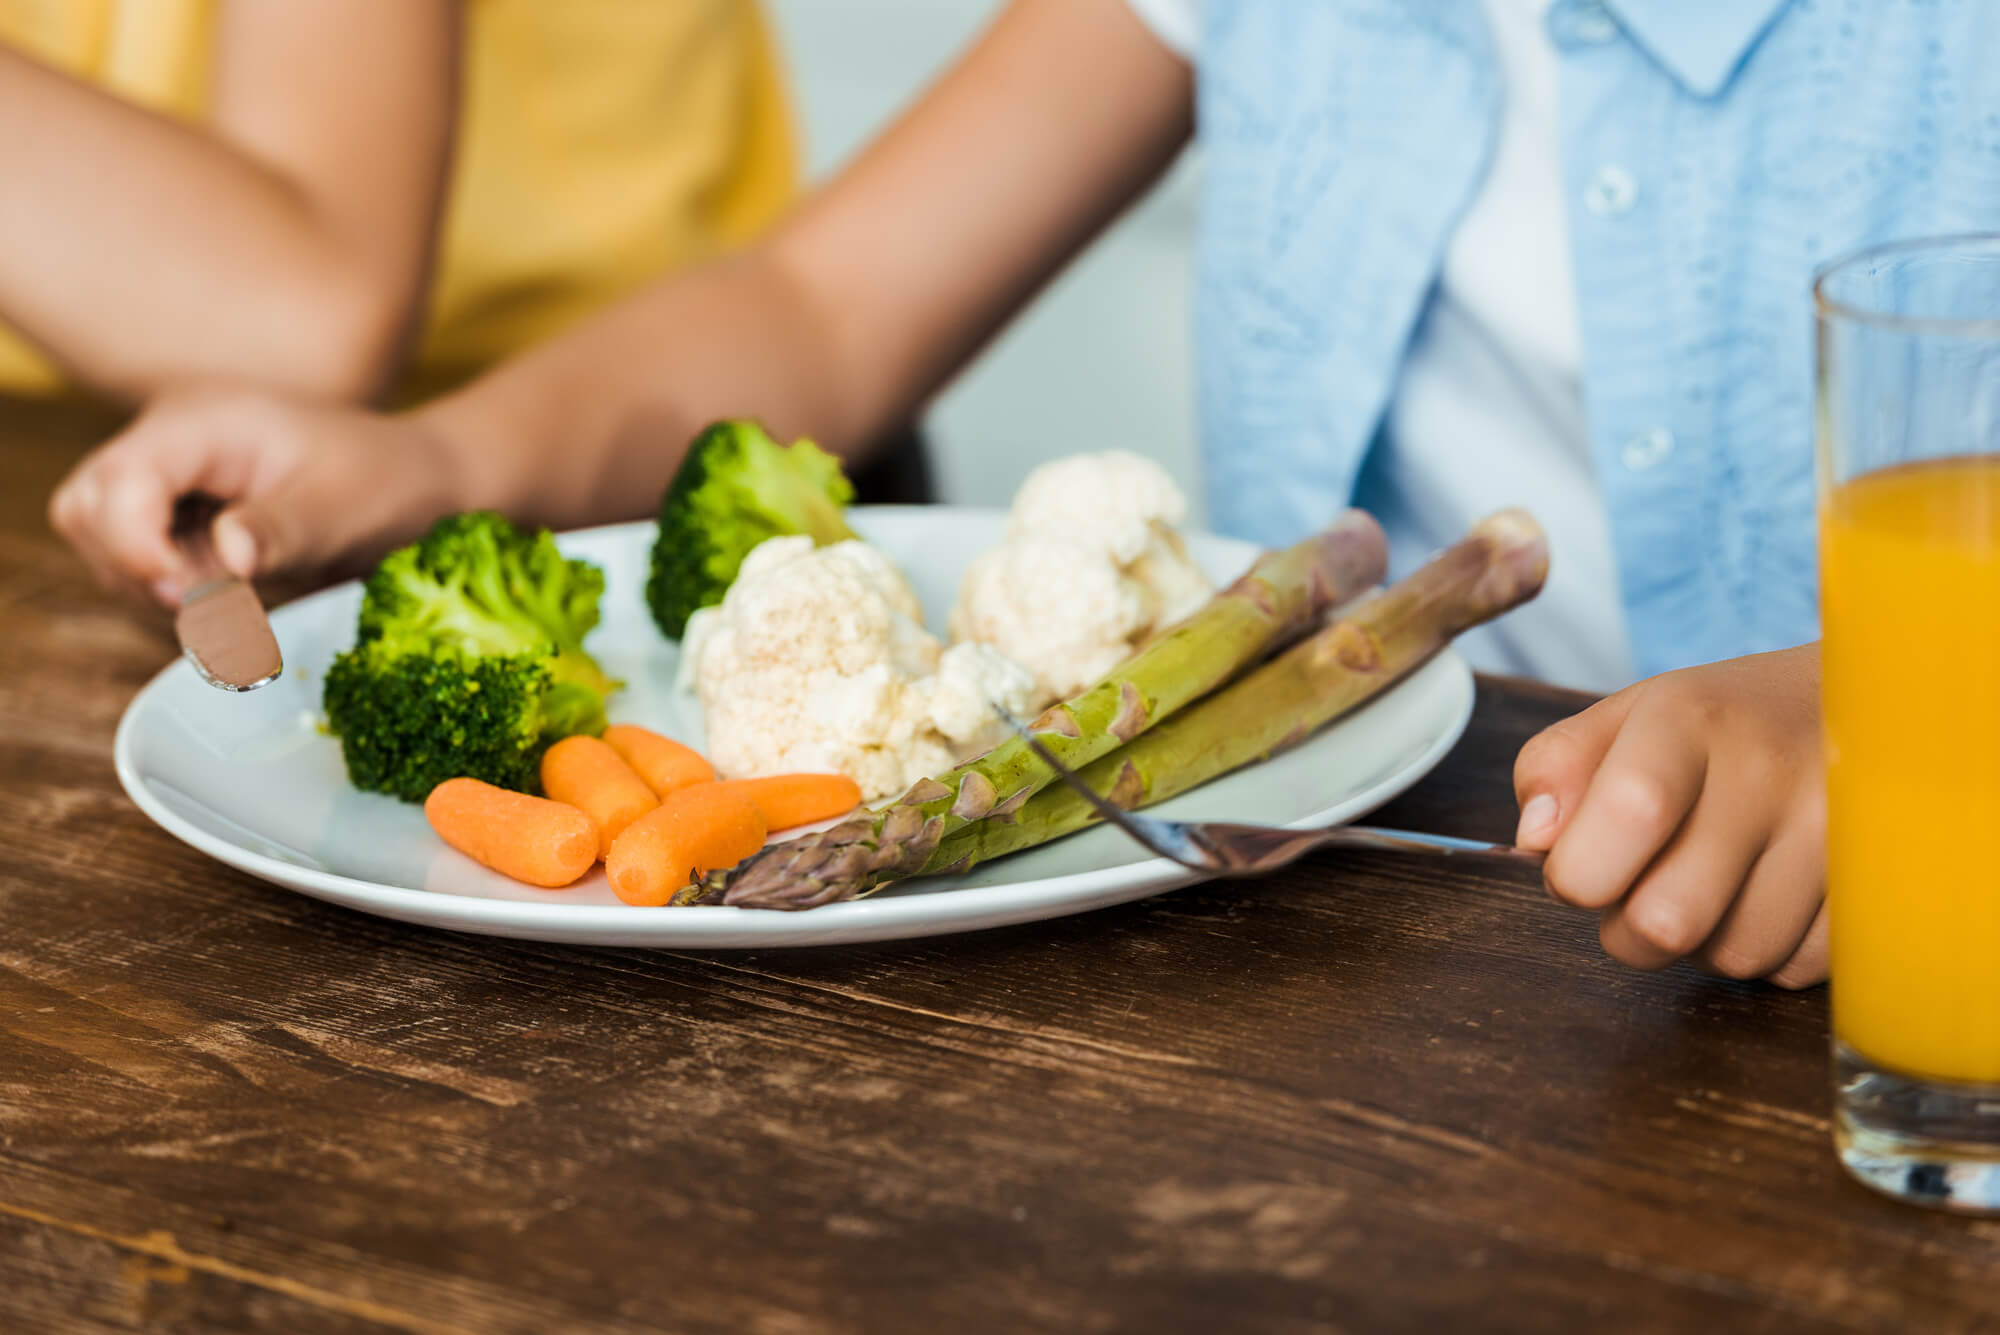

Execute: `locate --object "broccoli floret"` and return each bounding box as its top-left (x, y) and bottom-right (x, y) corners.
top-left (324, 512), bottom-right (617, 801)
top-left (646, 419), bottom-right (857, 639)
top-left (357, 511), bottom-right (615, 698)
top-left (323, 645), bottom-right (608, 801)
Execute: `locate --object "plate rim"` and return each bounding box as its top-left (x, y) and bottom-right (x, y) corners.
top-left (112, 511), bottom-right (1476, 946)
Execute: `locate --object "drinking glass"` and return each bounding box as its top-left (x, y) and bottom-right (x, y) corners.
top-left (1816, 235), bottom-right (2000, 1212)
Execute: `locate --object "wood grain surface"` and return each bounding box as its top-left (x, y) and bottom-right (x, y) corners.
top-left (4, 400), bottom-right (1998, 1334)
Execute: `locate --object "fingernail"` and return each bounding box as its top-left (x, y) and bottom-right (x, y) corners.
top-left (1517, 793), bottom-right (1558, 845)
top-left (153, 575), bottom-right (185, 606)
top-left (213, 515), bottom-right (257, 578)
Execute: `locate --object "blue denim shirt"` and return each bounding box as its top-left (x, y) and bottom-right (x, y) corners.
top-left (1191, 0), bottom-right (2000, 677)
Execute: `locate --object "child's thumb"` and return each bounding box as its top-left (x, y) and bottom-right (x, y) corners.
top-left (1510, 690), bottom-right (1634, 850)
top-left (211, 450), bottom-right (435, 585)
top-left (211, 495), bottom-right (311, 581)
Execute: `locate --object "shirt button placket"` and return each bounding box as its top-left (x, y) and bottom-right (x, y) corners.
top-left (1584, 164), bottom-right (1638, 217)
top-left (1621, 427), bottom-right (1676, 473)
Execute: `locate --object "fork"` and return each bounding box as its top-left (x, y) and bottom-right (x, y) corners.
top-left (996, 708), bottom-right (1546, 878)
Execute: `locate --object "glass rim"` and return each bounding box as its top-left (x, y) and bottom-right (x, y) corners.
top-left (1814, 233), bottom-right (2000, 338)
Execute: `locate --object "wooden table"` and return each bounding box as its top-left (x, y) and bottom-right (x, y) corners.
top-left (4, 400), bottom-right (1998, 1335)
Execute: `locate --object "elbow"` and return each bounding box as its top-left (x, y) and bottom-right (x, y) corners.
top-left (214, 261), bottom-right (419, 403)
top-left (91, 262), bottom-right (420, 405)
top-left (277, 268), bottom-right (417, 403)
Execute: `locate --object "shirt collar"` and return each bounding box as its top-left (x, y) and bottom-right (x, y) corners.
top-left (1602, 0), bottom-right (1795, 97)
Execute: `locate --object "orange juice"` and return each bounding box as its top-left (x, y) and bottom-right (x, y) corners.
top-left (1822, 455), bottom-right (2000, 1084)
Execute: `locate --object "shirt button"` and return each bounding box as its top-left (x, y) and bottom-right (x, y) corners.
top-left (1621, 427), bottom-right (1675, 472)
top-left (1567, 2), bottom-right (1619, 43)
top-left (1584, 164), bottom-right (1638, 216)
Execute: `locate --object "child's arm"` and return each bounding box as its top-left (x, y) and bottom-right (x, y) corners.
top-left (1513, 645), bottom-right (1828, 987)
top-left (411, 0), bottom-right (1196, 532)
top-left (0, 0), bottom-right (456, 401)
top-left (50, 0), bottom-right (1196, 603)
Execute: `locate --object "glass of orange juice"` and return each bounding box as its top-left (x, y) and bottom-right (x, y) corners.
top-left (1817, 236), bottom-right (2000, 1212)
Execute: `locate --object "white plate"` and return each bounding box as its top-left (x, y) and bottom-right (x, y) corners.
top-left (115, 509), bottom-right (1472, 948)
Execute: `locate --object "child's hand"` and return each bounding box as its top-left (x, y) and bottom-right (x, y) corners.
top-left (1512, 645), bottom-right (1827, 988)
top-left (48, 387), bottom-right (464, 605)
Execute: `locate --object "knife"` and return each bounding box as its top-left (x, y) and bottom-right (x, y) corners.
top-left (171, 495), bottom-right (283, 692)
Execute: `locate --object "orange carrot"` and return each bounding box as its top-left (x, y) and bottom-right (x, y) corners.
top-left (712, 773), bottom-right (862, 832)
top-left (425, 778), bottom-right (597, 889)
top-left (540, 735), bottom-right (660, 860)
top-left (605, 783), bottom-right (767, 907)
top-left (602, 724), bottom-right (715, 800)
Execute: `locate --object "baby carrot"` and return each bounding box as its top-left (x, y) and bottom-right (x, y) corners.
top-left (712, 773), bottom-right (862, 832)
top-left (425, 778), bottom-right (597, 889)
top-left (541, 735), bottom-right (659, 860)
top-left (602, 723), bottom-right (715, 800)
top-left (606, 783), bottom-right (767, 907)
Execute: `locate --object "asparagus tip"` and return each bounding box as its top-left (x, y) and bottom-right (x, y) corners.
top-left (1469, 508), bottom-right (1550, 615)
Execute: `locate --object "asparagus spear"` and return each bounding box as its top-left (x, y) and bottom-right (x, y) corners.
top-left (924, 509), bottom-right (1549, 877)
top-left (696, 511), bottom-right (1390, 908)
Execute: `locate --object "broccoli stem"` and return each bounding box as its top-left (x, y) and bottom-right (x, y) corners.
top-left (699, 510), bottom-right (1397, 908)
top-left (783, 476), bottom-right (859, 547)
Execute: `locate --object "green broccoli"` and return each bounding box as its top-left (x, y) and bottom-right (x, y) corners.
top-left (356, 511), bottom-right (615, 697)
top-left (324, 512), bottom-right (617, 802)
top-left (646, 419), bottom-right (857, 639)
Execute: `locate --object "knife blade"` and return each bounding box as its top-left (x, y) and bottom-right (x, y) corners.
top-left (171, 496), bottom-right (283, 692)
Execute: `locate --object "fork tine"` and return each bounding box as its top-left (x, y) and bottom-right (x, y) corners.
top-left (990, 702), bottom-right (1218, 871)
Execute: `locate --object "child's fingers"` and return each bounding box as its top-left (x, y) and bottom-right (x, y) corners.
top-left (1541, 697), bottom-right (1707, 910)
top-left (212, 428), bottom-right (440, 580)
top-left (1594, 785), bottom-right (1772, 970)
top-left (196, 403), bottom-right (449, 582)
top-left (47, 470), bottom-right (154, 603)
top-left (1766, 903), bottom-right (1830, 991)
top-left (50, 452), bottom-right (187, 598)
top-left (99, 461), bottom-right (194, 595)
top-left (1511, 689), bottom-right (1635, 850)
top-left (47, 390), bottom-right (442, 605)
top-left (133, 394), bottom-right (306, 582)
top-left (213, 483), bottom-right (318, 580)
top-left (1692, 810), bottom-right (1827, 982)
top-left (48, 395), bottom-right (269, 602)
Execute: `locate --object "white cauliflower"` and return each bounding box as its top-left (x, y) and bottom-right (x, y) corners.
top-left (950, 451), bottom-right (1212, 701)
top-left (1005, 450), bottom-right (1193, 562)
top-left (685, 536), bottom-right (1040, 802)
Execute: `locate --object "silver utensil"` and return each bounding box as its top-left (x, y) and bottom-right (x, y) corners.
top-left (172, 495), bottom-right (283, 692)
top-left (995, 706), bottom-right (1544, 878)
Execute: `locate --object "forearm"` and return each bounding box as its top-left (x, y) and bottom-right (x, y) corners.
top-left (0, 45), bottom-right (425, 401)
top-left (413, 248), bottom-right (858, 531)
top-left (410, 0), bottom-right (1194, 533)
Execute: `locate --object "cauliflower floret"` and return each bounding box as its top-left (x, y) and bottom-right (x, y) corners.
top-left (688, 536), bottom-right (1040, 801)
top-left (1006, 449), bottom-right (1189, 564)
top-left (919, 641), bottom-right (1042, 749)
top-left (674, 604), bottom-right (719, 693)
top-left (950, 534), bottom-right (1153, 701)
top-left (1128, 524), bottom-right (1214, 629)
top-left (950, 452), bottom-right (1213, 700)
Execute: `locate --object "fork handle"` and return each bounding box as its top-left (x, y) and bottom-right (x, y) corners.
top-left (1337, 825), bottom-right (1546, 867)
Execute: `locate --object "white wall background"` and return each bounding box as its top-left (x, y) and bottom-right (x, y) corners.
top-left (764, 0), bottom-right (1206, 518)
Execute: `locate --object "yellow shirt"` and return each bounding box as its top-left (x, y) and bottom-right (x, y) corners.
top-left (0, 0), bottom-right (798, 397)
